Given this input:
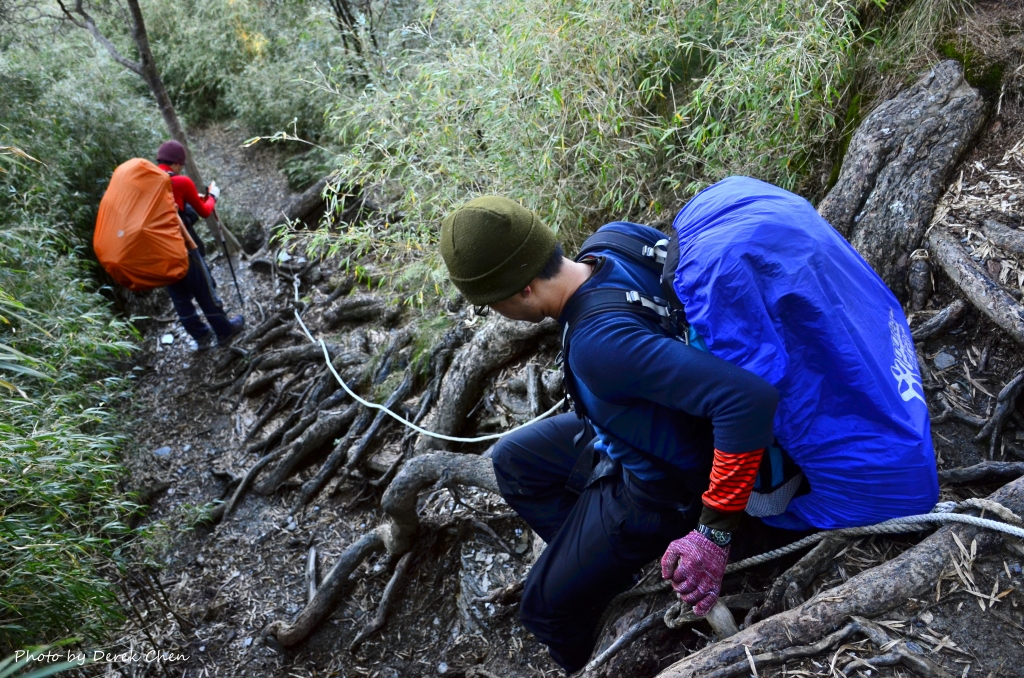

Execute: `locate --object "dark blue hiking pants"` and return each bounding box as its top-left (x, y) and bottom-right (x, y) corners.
top-left (492, 413), bottom-right (699, 674)
top-left (166, 250), bottom-right (233, 341)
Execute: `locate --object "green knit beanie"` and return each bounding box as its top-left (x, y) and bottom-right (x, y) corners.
top-left (440, 196), bottom-right (557, 305)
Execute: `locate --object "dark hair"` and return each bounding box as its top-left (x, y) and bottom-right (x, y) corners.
top-left (536, 243), bottom-right (564, 280)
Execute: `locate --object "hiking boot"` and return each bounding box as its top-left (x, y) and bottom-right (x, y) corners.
top-left (194, 329), bottom-right (217, 351)
top-left (217, 315), bottom-right (245, 347)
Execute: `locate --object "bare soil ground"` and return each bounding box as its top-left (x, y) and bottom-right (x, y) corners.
top-left (111, 5), bottom-right (1024, 675)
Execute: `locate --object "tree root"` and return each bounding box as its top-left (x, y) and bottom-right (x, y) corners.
top-left (931, 395), bottom-right (987, 427)
top-left (416, 316), bottom-right (558, 454)
top-left (266, 452), bottom-right (500, 646)
top-left (253, 403), bottom-right (359, 495)
top-left (817, 60), bottom-right (984, 301)
top-left (938, 461), bottom-right (1024, 484)
top-left (211, 446), bottom-right (288, 522)
top-left (306, 546), bottom-right (318, 604)
top-left (242, 366), bottom-right (291, 397)
top-left (292, 323), bottom-right (468, 511)
top-left (912, 299), bottom-right (968, 341)
top-left (696, 616), bottom-right (953, 678)
top-left (291, 408), bottom-right (373, 512)
top-left (344, 371), bottom-right (414, 473)
top-left (651, 475), bottom-right (1024, 677)
top-left (979, 218), bottom-right (1024, 256)
top-left (975, 367), bottom-right (1024, 456)
top-left (380, 452), bottom-right (500, 555)
top-left (744, 533), bottom-right (848, 626)
top-left (583, 605), bottom-right (668, 675)
top-left (264, 527), bottom-right (386, 647)
top-left (243, 391), bottom-right (295, 446)
top-left (257, 343), bottom-right (362, 371)
top-left (252, 322), bottom-right (296, 353)
top-left (928, 226), bottom-right (1024, 346)
top-left (471, 580), bottom-right (524, 606)
top-left (585, 593), bottom-right (763, 675)
top-left (324, 294), bottom-right (398, 327)
top-left (348, 550), bottom-right (415, 651)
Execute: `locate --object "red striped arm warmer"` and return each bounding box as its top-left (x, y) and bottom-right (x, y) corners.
top-left (699, 448), bottom-right (764, 531)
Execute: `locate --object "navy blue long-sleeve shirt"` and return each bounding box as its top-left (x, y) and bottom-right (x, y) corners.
top-left (560, 222), bottom-right (779, 484)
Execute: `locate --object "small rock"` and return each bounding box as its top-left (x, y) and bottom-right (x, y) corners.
top-left (161, 333), bottom-right (175, 345)
top-left (243, 637), bottom-right (253, 648)
top-left (153, 446), bottom-right (172, 457)
top-left (438, 662), bottom-right (448, 674)
top-left (183, 444), bottom-right (192, 452)
top-left (198, 646), bottom-right (205, 653)
top-left (919, 610), bottom-right (934, 625)
top-left (286, 521), bottom-right (297, 531)
top-left (277, 250), bottom-right (292, 263)
top-left (933, 352), bottom-right (956, 370)
top-left (196, 555), bottom-right (205, 564)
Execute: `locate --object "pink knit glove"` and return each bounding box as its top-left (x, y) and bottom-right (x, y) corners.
top-left (660, 530), bottom-right (729, 616)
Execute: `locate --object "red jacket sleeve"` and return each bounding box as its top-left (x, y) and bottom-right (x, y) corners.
top-left (170, 175), bottom-right (216, 218)
top-left (700, 448), bottom-right (764, 531)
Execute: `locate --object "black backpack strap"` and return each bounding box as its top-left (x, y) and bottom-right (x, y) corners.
top-left (560, 273), bottom-right (679, 417)
top-left (660, 229), bottom-right (685, 314)
top-left (577, 230), bottom-right (669, 274)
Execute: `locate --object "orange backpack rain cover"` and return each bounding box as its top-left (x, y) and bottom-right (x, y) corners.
top-left (94, 158), bottom-right (188, 292)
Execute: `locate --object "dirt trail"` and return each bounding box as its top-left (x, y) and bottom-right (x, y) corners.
top-left (116, 10), bottom-right (1024, 673)
top-left (120, 124), bottom-right (561, 678)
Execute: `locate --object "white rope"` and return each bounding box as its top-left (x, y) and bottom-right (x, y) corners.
top-left (294, 310), bottom-right (565, 443)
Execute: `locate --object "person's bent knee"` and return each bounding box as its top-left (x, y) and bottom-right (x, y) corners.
top-left (491, 437), bottom-right (524, 495)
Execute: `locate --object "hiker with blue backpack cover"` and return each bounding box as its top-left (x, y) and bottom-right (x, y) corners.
top-left (438, 176), bottom-right (938, 674)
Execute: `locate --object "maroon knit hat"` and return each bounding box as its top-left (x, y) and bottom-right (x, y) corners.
top-left (156, 140), bottom-right (186, 165)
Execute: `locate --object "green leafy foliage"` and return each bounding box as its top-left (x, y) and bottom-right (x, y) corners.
top-left (0, 30), bottom-right (152, 652)
top-left (142, 0), bottom-right (339, 138)
top-left (298, 0), bottom-right (879, 288)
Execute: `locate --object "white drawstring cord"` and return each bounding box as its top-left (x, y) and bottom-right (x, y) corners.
top-left (295, 310), bottom-right (565, 442)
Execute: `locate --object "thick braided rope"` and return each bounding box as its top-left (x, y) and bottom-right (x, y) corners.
top-left (610, 507), bottom-right (1024, 608)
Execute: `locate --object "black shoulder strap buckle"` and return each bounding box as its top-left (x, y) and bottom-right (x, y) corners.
top-left (577, 230), bottom-right (669, 274)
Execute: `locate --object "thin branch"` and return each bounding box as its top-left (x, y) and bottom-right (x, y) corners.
top-left (56, 0), bottom-right (142, 74)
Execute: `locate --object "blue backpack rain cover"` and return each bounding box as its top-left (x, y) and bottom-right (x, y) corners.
top-left (670, 176), bottom-right (938, 530)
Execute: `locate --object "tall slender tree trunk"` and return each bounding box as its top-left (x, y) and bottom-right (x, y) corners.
top-left (125, 0), bottom-right (241, 253)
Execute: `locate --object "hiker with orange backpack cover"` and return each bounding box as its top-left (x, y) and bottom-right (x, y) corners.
top-left (152, 141), bottom-right (243, 349)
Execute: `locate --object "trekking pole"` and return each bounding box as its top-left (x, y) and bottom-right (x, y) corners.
top-left (211, 207), bottom-right (245, 309)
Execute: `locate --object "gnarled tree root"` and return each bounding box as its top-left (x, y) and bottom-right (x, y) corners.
top-left (938, 461), bottom-right (1024, 484)
top-left (974, 367), bottom-right (1024, 456)
top-left (912, 299), bottom-right (968, 341)
top-left (584, 593), bottom-right (764, 676)
top-left (416, 316), bottom-right (558, 454)
top-left (744, 533), bottom-right (848, 626)
top-left (348, 549), bottom-right (415, 651)
top-left (263, 527), bottom-right (386, 646)
top-left (928, 227), bottom-right (1024, 345)
top-left (253, 403), bottom-right (358, 495)
top-left (266, 452), bottom-right (500, 646)
top-left (817, 59), bottom-right (985, 300)
top-left (290, 409), bottom-right (374, 513)
top-left (699, 615), bottom-right (953, 678)
top-left (652, 475), bottom-right (1024, 677)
